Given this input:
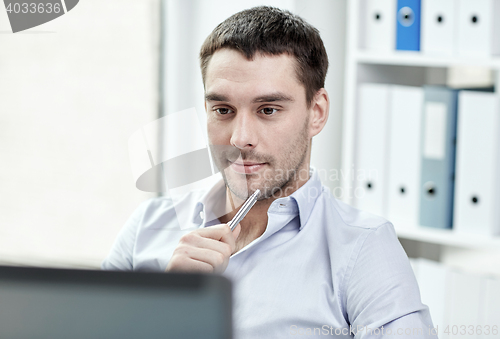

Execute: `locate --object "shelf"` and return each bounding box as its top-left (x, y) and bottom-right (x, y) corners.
top-left (394, 224), bottom-right (500, 250)
top-left (354, 51), bottom-right (500, 69)
top-left (342, 0), bottom-right (500, 251)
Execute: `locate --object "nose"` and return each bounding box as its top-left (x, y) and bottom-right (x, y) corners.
top-left (230, 110), bottom-right (258, 150)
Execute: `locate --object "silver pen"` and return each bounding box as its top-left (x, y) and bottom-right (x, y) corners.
top-left (228, 189), bottom-right (261, 231)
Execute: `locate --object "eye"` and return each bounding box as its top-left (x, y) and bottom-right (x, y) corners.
top-left (259, 107), bottom-right (278, 115)
top-left (215, 107), bottom-right (234, 115)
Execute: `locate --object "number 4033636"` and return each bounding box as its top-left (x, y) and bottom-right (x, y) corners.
top-left (443, 325), bottom-right (498, 336)
top-left (5, 2), bottom-right (61, 14)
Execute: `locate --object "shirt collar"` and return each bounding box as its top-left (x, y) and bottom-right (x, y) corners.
top-left (287, 167), bottom-right (322, 230)
top-left (190, 168), bottom-right (323, 229)
top-left (190, 174), bottom-right (226, 227)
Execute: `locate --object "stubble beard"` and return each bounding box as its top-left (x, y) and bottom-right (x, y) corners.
top-left (215, 117), bottom-right (310, 201)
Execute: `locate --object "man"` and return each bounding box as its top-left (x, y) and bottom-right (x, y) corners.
top-left (103, 6), bottom-right (434, 338)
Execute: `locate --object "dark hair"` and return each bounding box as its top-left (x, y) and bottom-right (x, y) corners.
top-left (199, 6), bottom-right (328, 106)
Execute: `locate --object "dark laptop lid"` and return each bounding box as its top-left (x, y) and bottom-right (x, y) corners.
top-left (0, 266), bottom-right (232, 339)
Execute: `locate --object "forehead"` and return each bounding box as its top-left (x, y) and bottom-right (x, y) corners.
top-left (204, 49), bottom-right (303, 97)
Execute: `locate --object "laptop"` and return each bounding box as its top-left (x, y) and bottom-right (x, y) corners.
top-left (0, 265), bottom-right (232, 339)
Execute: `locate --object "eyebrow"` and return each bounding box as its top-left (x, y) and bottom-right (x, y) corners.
top-left (252, 93), bottom-right (294, 103)
top-left (205, 93), bottom-right (229, 102)
top-left (205, 92), bottom-right (294, 103)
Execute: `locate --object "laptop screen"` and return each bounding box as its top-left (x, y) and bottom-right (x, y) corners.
top-left (0, 266), bottom-right (232, 339)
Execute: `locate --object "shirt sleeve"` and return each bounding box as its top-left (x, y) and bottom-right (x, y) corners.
top-left (344, 223), bottom-right (436, 338)
top-left (100, 200), bottom-right (149, 271)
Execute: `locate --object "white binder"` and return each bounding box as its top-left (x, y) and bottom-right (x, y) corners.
top-left (355, 84), bottom-right (391, 216)
top-left (444, 270), bottom-right (483, 338)
top-left (362, 0), bottom-right (397, 52)
top-left (415, 259), bottom-right (448, 335)
top-left (419, 87), bottom-right (459, 230)
top-left (480, 278), bottom-right (500, 334)
top-left (457, 0), bottom-right (500, 57)
top-left (421, 0), bottom-right (456, 55)
top-left (387, 86), bottom-right (423, 227)
top-left (454, 91), bottom-right (500, 236)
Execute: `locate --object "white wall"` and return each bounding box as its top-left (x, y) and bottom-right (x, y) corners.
top-left (299, 0), bottom-right (346, 192)
top-left (163, 0), bottom-right (347, 192)
top-left (0, 0), bottom-right (346, 268)
top-left (0, 0), bottom-right (159, 268)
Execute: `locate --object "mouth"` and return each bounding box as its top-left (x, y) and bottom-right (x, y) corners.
top-left (229, 160), bottom-right (267, 174)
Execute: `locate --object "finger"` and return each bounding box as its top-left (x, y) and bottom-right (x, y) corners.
top-left (218, 224), bottom-right (237, 252)
top-left (175, 246), bottom-right (229, 273)
top-left (166, 256), bottom-right (213, 273)
top-left (196, 224), bottom-right (231, 240)
top-left (182, 233), bottom-right (232, 259)
top-left (196, 224), bottom-right (236, 252)
top-left (232, 223), bottom-right (241, 240)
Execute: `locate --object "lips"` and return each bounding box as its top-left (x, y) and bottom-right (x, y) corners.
top-left (229, 161), bottom-right (267, 174)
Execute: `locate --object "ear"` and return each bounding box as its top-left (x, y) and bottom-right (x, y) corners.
top-left (308, 88), bottom-right (329, 138)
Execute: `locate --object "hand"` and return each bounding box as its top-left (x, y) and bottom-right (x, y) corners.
top-left (165, 223), bottom-right (241, 274)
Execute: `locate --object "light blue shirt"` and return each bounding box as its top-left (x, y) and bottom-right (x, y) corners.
top-left (102, 169), bottom-right (435, 338)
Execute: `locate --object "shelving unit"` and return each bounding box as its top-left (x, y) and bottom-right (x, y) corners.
top-left (395, 225), bottom-right (500, 250)
top-left (341, 0), bottom-right (500, 254)
top-left (355, 51), bottom-right (500, 68)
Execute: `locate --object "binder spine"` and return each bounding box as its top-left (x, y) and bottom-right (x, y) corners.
top-left (396, 0), bottom-right (422, 51)
top-left (419, 87), bottom-right (458, 229)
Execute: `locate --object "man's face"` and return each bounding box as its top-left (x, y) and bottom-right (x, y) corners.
top-left (205, 49), bottom-right (312, 201)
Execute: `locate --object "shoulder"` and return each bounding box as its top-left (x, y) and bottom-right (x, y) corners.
top-left (316, 188), bottom-right (408, 284)
top-left (332, 194), bottom-right (388, 229)
top-left (317, 187), bottom-right (393, 239)
top-left (316, 192), bottom-right (424, 325)
top-left (319, 188), bottom-right (406, 270)
top-left (134, 188), bottom-right (207, 230)
top-left (101, 189), bottom-right (208, 271)
top-left (314, 188), bottom-right (404, 281)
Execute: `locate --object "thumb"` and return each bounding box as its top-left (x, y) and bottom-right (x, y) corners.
top-left (232, 223), bottom-right (241, 240)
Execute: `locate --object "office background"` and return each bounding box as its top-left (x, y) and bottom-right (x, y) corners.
top-left (1, 0), bottom-right (500, 336)
top-left (0, 0), bottom-right (346, 268)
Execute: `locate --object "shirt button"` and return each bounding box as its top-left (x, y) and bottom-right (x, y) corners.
top-left (199, 211), bottom-right (205, 220)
